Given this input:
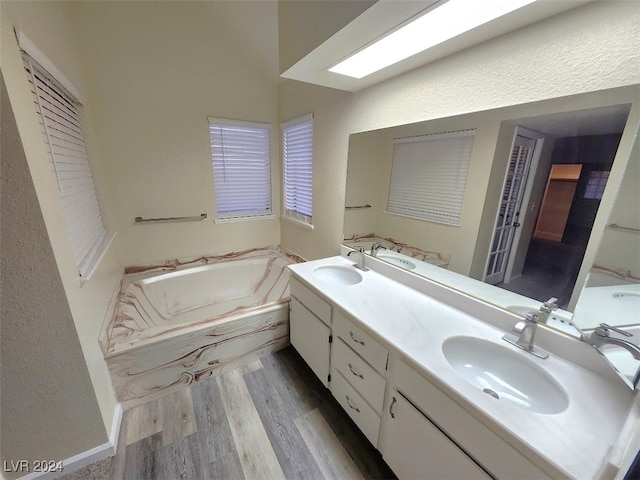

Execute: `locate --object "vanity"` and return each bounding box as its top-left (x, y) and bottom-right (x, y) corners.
top-left (288, 250), bottom-right (638, 480)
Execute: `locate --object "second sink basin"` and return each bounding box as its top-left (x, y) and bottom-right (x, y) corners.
top-left (442, 336), bottom-right (568, 414)
top-left (313, 265), bottom-right (363, 286)
top-left (376, 252), bottom-right (416, 270)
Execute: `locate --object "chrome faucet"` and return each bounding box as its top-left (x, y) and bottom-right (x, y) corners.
top-left (588, 324), bottom-right (640, 360)
top-left (503, 311), bottom-right (549, 359)
top-left (370, 242), bottom-right (387, 258)
top-left (347, 247), bottom-right (369, 271)
top-left (503, 298), bottom-right (558, 358)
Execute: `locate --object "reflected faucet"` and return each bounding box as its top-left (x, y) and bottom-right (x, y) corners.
top-left (588, 324), bottom-right (640, 360)
top-left (347, 247), bottom-right (369, 271)
top-left (588, 324), bottom-right (640, 388)
top-left (538, 297), bottom-right (558, 324)
top-left (370, 242), bottom-right (387, 258)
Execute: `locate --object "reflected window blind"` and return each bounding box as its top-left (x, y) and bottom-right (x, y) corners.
top-left (282, 114), bottom-right (313, 224)
top-left (23, 54), bottom-right (111, 279)
top-left (388, 130), bottom-right (475, 226)
top-left (209, 118), bottom-right (272, 219)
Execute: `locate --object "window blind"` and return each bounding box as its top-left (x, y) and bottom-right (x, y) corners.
top-left (23, 54), bottom-right (112, 280)
top-left (209, 118), bottom-right (272, 219)
top-left (388, 130), bottom-right (475, 226)
top-left (282, 114), bottom-right (313, 225)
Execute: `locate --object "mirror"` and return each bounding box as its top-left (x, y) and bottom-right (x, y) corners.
top-left (343, 88), bottom-right (639, 346)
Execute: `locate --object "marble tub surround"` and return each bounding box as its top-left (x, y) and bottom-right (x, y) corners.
top-left (102, 246), bottom-right (298, 355)
top-left (123, 245), bottom-right (304, 276)
top-left (289, 254), bottom-right (637, 479)
top-left (343, 233), bottom-right (450, 268)
top-left (102, 247), bottom-right (300, 404)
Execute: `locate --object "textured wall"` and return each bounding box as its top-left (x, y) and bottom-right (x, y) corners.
top-left (0, 74), bottom-right (106, 479)
top-left (75, 1), bottom-right (282, 265)
top-left (279, 1), bottom-right (640, 261)
top-left (1, 2), bottom-right (122, 438)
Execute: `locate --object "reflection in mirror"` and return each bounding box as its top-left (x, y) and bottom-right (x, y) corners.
top-left (571, 125), bottom-right (640, 388)
top-left (343, 88), bottom-right (638, 343)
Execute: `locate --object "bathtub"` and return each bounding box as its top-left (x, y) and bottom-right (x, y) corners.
top-left (101, 246), bottom-right (301, 404)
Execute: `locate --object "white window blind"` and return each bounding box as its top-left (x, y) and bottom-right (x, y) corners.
top-left (282, 114), bottom-right (313, 225)
top-left (388, 130), bottom-right (475, 226)
top-left (209, 118), bottom-right (272, 219)
top-left (23, 54), bottom-right (112, 280)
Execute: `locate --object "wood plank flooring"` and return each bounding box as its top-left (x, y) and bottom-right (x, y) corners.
top-left (111, 346), bottom-right (396, 479)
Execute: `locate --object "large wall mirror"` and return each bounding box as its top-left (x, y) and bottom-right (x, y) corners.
top-left (343, 86), bottom-right (639, 347)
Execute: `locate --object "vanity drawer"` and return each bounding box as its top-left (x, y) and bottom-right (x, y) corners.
top-left (330, 368), bottom-right (381, 447)
top-left (332, 338), bottom-right (385, 413)
top-left (391, 359), bottom-right (551, 480)
top-left (290, 278), bottom-right (331, 326)
top-left (334, 310), bottom-right (388, 373)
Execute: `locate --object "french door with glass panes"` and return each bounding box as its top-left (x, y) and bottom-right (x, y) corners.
top-left (485, 135), bottom-right (536, 285)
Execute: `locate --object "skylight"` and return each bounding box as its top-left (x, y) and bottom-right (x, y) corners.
top-left (329, 0), bottom-right (537, 79)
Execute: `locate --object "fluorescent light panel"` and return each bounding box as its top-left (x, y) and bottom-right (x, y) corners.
top-left (329, 0), bottom-right (537, 79)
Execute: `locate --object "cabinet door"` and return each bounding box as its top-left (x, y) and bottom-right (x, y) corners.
top-left (381, 392), bottom-right (491, 480)
top-left (290, 298), bottom-right (330, 387)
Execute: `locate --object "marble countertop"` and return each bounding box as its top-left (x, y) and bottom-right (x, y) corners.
top-left (288, 254), bottom-right (636, 479)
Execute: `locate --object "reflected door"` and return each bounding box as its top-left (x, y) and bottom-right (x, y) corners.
top-left (485, 135), bottom-right (536, 285)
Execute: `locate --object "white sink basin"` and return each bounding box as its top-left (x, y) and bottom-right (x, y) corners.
top-left (376, 252), bottom-right (416, 270)
top-left (442, 336), bottom-right (568, 414)
top-left (313, 265), bottom-right (363, 286)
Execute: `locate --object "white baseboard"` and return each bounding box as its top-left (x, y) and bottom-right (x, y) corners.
top-left (17, 404), bottom-right (123, 480)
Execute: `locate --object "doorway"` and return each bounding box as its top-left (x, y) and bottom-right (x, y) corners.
top-left (495, 129), bottom-right (622, 309)
top-left (485, 130), bottom-right (542, 285)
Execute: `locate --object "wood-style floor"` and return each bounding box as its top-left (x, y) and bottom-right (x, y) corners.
top-left (111, 346), bottom-right (396, 479)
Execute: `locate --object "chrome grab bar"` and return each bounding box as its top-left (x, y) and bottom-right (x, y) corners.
top-left (345, 204), bottom-right (372, 209)
top-left (135, 213), bottom-right (207, 223)
top-left (607, 223), bottom-right (640, 233)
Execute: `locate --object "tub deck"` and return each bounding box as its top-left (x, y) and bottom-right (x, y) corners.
top-left (101, 247), bottom-right (301, 405)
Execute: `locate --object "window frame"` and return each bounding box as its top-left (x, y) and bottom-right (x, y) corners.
top-left (208, 117), bottom-right (273, 222)
top-left (386, 129), bottom-right (476, 227)
top-left (21, 43), bottom-right (113, 283)
top-left (281, 113), bottom-right (314, 228)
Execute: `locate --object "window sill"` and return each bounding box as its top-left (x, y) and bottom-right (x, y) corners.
top-left (214, 214), bottom-right (276, 224)
top-left (281, 215), bottom-right (314, 231)
top-left (79, 232), bottom-right (116, 286)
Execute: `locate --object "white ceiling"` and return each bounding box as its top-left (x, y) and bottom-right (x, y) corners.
top-left (511, 104), bottom-right (632, 137)
top-left (281, 0), bottom-right (593, 92)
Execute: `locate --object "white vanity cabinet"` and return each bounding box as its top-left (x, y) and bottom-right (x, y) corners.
top-left (330, 310), bottom-right (389, 446)
top-left (381, 357), bottom-right (552, 480)
top-left (289, 279), bottom-right (332, 387)
top-left (381, 391), bottom-right (491, 479)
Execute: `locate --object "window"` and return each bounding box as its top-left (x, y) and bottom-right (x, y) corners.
top-left (584, 170), bottom-right (609, 200)
top-left (208, 118), bottom-right (272, 220)
top-left (282, 114), bottom-right (313, 226)
top-left (387, 130), bottom-right (475, 226)
top-left (22, 52), bottom-right (112, 281)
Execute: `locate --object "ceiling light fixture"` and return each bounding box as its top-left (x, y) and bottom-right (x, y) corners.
top-left (329, 0), bottom-right (537, 79)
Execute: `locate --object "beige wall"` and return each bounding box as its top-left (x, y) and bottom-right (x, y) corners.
top-left (278, 0), bottom-right (375, 73)
top-left (589, 125), bottom-right (640, 283)
top-left (1, 75), bottom-right (107, 478)
top-left (279, 1), bottom-right (640, 262)
top-left (75, 1), bottom-right (282, 266)
top-left (1, 0), bottom-right (121, 447)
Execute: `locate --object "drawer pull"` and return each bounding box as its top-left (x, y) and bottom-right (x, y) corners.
top-left (389, 396), bottom-right (397, 418)
top-left (348, 363), bottom-right (364, 379)
top-left (345, 395), bottom-right (361, 413)
top-left (349, 331), bottom-right (366, 346)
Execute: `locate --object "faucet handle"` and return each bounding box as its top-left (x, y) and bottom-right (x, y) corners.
top-left (525, 311), bottom-right (540, 323)
top-left (596, 323), bottom-right (633, 338)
